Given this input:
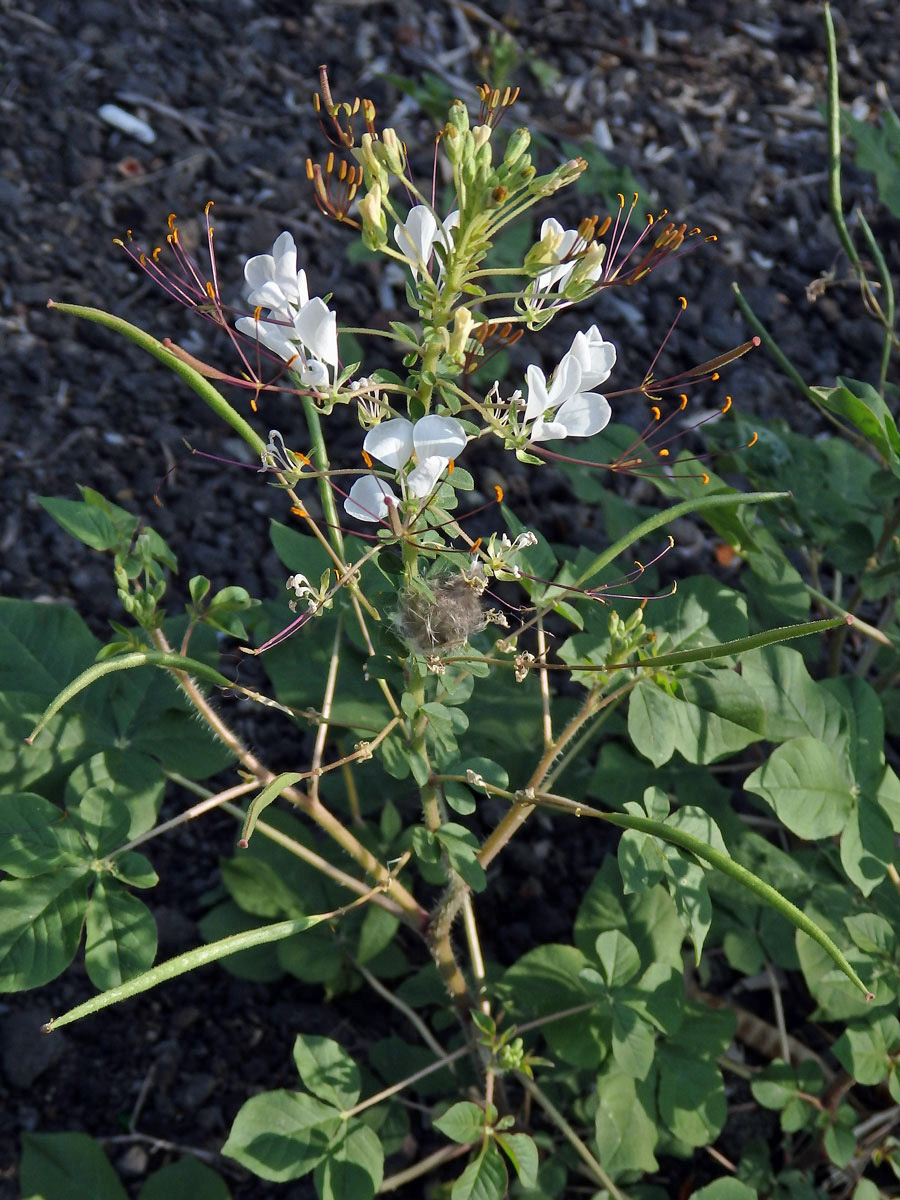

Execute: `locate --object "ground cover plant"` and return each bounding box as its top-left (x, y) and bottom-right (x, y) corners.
top-left (4, 7), bottom-right (900, 1198)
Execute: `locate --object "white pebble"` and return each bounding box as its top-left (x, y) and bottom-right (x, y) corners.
top-left (98, 104), bottom-right (157, 145)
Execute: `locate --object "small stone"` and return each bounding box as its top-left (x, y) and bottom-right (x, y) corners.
top-left (1, 1009), bottom-right (67, 1089)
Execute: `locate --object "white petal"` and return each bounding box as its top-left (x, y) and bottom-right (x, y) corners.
top-left (235, 313), bottom-right (297, 362)
top-left (413, 414), bottom-right (466, 461)
top-left (554, 392), bottom-right (612, 438)
top-left (394, 205), bottom-right (438, 267)
top-left (297, 359), bottom-right (330, 389)
top-left (524, 364), bottom-right (550, 422)
top-left (547, 352), bottom-right (582, 409)
top-left (529, 417), bottom-right (570, 443)
top-left (344, 476), bottom-right (397, 522)
top-left (407, 456), bottom-right (447, 498)
top-left (364, 418), bottom-right (414, 470)
top-left (293, 297), bottom-right (338, 367)
top-left (243, 251), bottom-right (276, 292)
top-left (271, 231), bottom-right (297, 288)
top-left (570, 326), bottom-right (616, 389)
top-left (246, 279), bottom-right (291, 310)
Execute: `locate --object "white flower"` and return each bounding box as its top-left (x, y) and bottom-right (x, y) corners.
top-left (566, 325), bottom-right (616, 390)
top-left (393, 205), bottom-right (460, 277)
top-left (523, 347), bottom-right (612, 443)
top-left (529, 219), bottom-right (605, 305)
top-left (243, 231), bottom-right (310, 312)
top-left (365, 414), bottom-right (466, 498)
top-left (533, 217), bottom-right (580, 294)
top-left (344, 414), bottom-right (467, 522)
top-left (344, 476), bottom-right (399, 523)
top-left (235, 232), bottom-right (338, 389)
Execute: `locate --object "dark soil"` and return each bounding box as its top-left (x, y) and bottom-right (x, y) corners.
top-left (2, 0), bottom-right (898, 1196)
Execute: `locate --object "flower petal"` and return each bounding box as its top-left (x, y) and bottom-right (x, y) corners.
top-left (407, 456), bottom-right (447, 498)
top-left (547, 352), bottom-right (583, 409)
top-left (293, 297), bottom-right (338, 367)
top-left (570, 326), bottom-right (616, 389)
top-left (364, 418), bottom-right (414, 470)
top-left (554, 391), bottom-right (612, 438)
top-left (235, 313), bottom-right (297, 363)
top-left (412, 414), bottom-right (466, 461)
top-left (344, 476), bottom-right (397, 522)
top-left (524, 364), bottom-right (550, 422)
top-left (393, 205), bottom-right (438, 268)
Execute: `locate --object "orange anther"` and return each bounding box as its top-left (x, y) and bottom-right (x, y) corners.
top-left (747, 431), bottom-right (758, 448)
top-left (250, 397), bottom-right (258, 413)
top-left (679, 394), bottom-right (688, 410)
top-left (721, 396), bottom-right (733, 414)
top-left (651, 406), bottom-right (661, 421)
top-left (701, 472), bottom-right (710, 485)
top-left (297, 452), bottom-right (312, 466)
top-left (659, 448), bottom-right (670, 458)
top-left (494, 485), bottom-right (504, 502)
top-left (472, 537), bottom-right (482, 552)
top-left (361, 448), bottom-right (373, 468)
top-left (448, 459), bottom-right (455, 475)
top-left (204, 200), bottom-right (215, 215)
top-left (167, 213), bottom-right (177, 229)
top-left (678, 296), bottom-right (687, 309)
top-left (291, 504), bottom-right (308, 518)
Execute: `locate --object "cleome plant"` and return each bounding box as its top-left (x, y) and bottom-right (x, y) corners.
top-left (6, 12), bottom-right (900, 1199)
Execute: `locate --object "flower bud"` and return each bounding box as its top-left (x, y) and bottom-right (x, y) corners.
top-left (472, 123), bottom-right (492, 153)
top-left (443, 123), bottom-right (464, 165)
top-left (446, 99), bottom-right (470, 135)
top-left (448, 306), bottom-right (474, 363)
top-left (358, 184), bottom-right (387, 250)
top-left (503, 127), bottom-right (530, 166)
top-left (380, 127), bottom-right (406, 175)
top-left (523, 224), bottom-right (565, 276)
top-left (566, 241), bottom-right (606, 291)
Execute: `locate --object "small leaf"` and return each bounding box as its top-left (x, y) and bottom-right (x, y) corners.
top-left (434, 1101), bottom-right (489, 1144)
top-left (138, 1155), bottom-right (232, 1200)
top-left (495, 1132), bottom-right (538, 1188)
top-left (594, 930), bottom-right (641, 988)
top-left (744, 738), bottom-right (854, 839)
top-left (451, 1142), bottom-right (508, 1200)
top-left (84, 878), bottom-right (158, 989)
top-left (0, 867), bottom-right (91, 990)
top-left (21, 1131), bottom-right (129, 1200)
top-left (292, 1034), bottom-right (361, 1110)
top-left (690, 1179), bottom-right (758, 1200)
top-left (238, 773), bottom-right (305, 847)
top-left (313, 1120), bottom-right (384, 1200)
top-left (0, 793), bottom-right (87, 876)
top-left (594, 1069), bottom-right (658, 1174)
top-left (222, 1090), bottom-right (342, 1181)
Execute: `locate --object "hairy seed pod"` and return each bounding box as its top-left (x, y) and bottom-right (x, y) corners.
top-left (398, 570), bottom-right (486, 652)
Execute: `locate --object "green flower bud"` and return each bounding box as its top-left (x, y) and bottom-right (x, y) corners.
top-left (379, 127), bottom-right (406, 175)
top-left (503, 126), bottom-right (530, 166)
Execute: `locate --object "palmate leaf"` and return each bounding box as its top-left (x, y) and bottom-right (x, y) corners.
top-left (20, 1131), bottom-right (129, 1200)
top-left (0, 867), bottom-right (91, 991)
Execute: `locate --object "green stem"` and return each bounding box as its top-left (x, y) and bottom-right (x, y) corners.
top-left (599, 809), bottom-right (871, 998)
top-left (857, 212), bottom-right (898, 388)
top-left (47, 302), bottom-right (265, 455)
top-left (302, 395), bottom-right (345, 560)
top-left (44, 893), bottom-right (379, 1032)
top-left (824, 4), bottom-right (860, 269)
top-left (25, 650), bottom-right (233, 745)
top-left (518, 1075), bottom-right (627, 1199)
top-left (731, 285), bottom-right (821, 406)
top-left (572, 490), bottom-right (787, 590)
